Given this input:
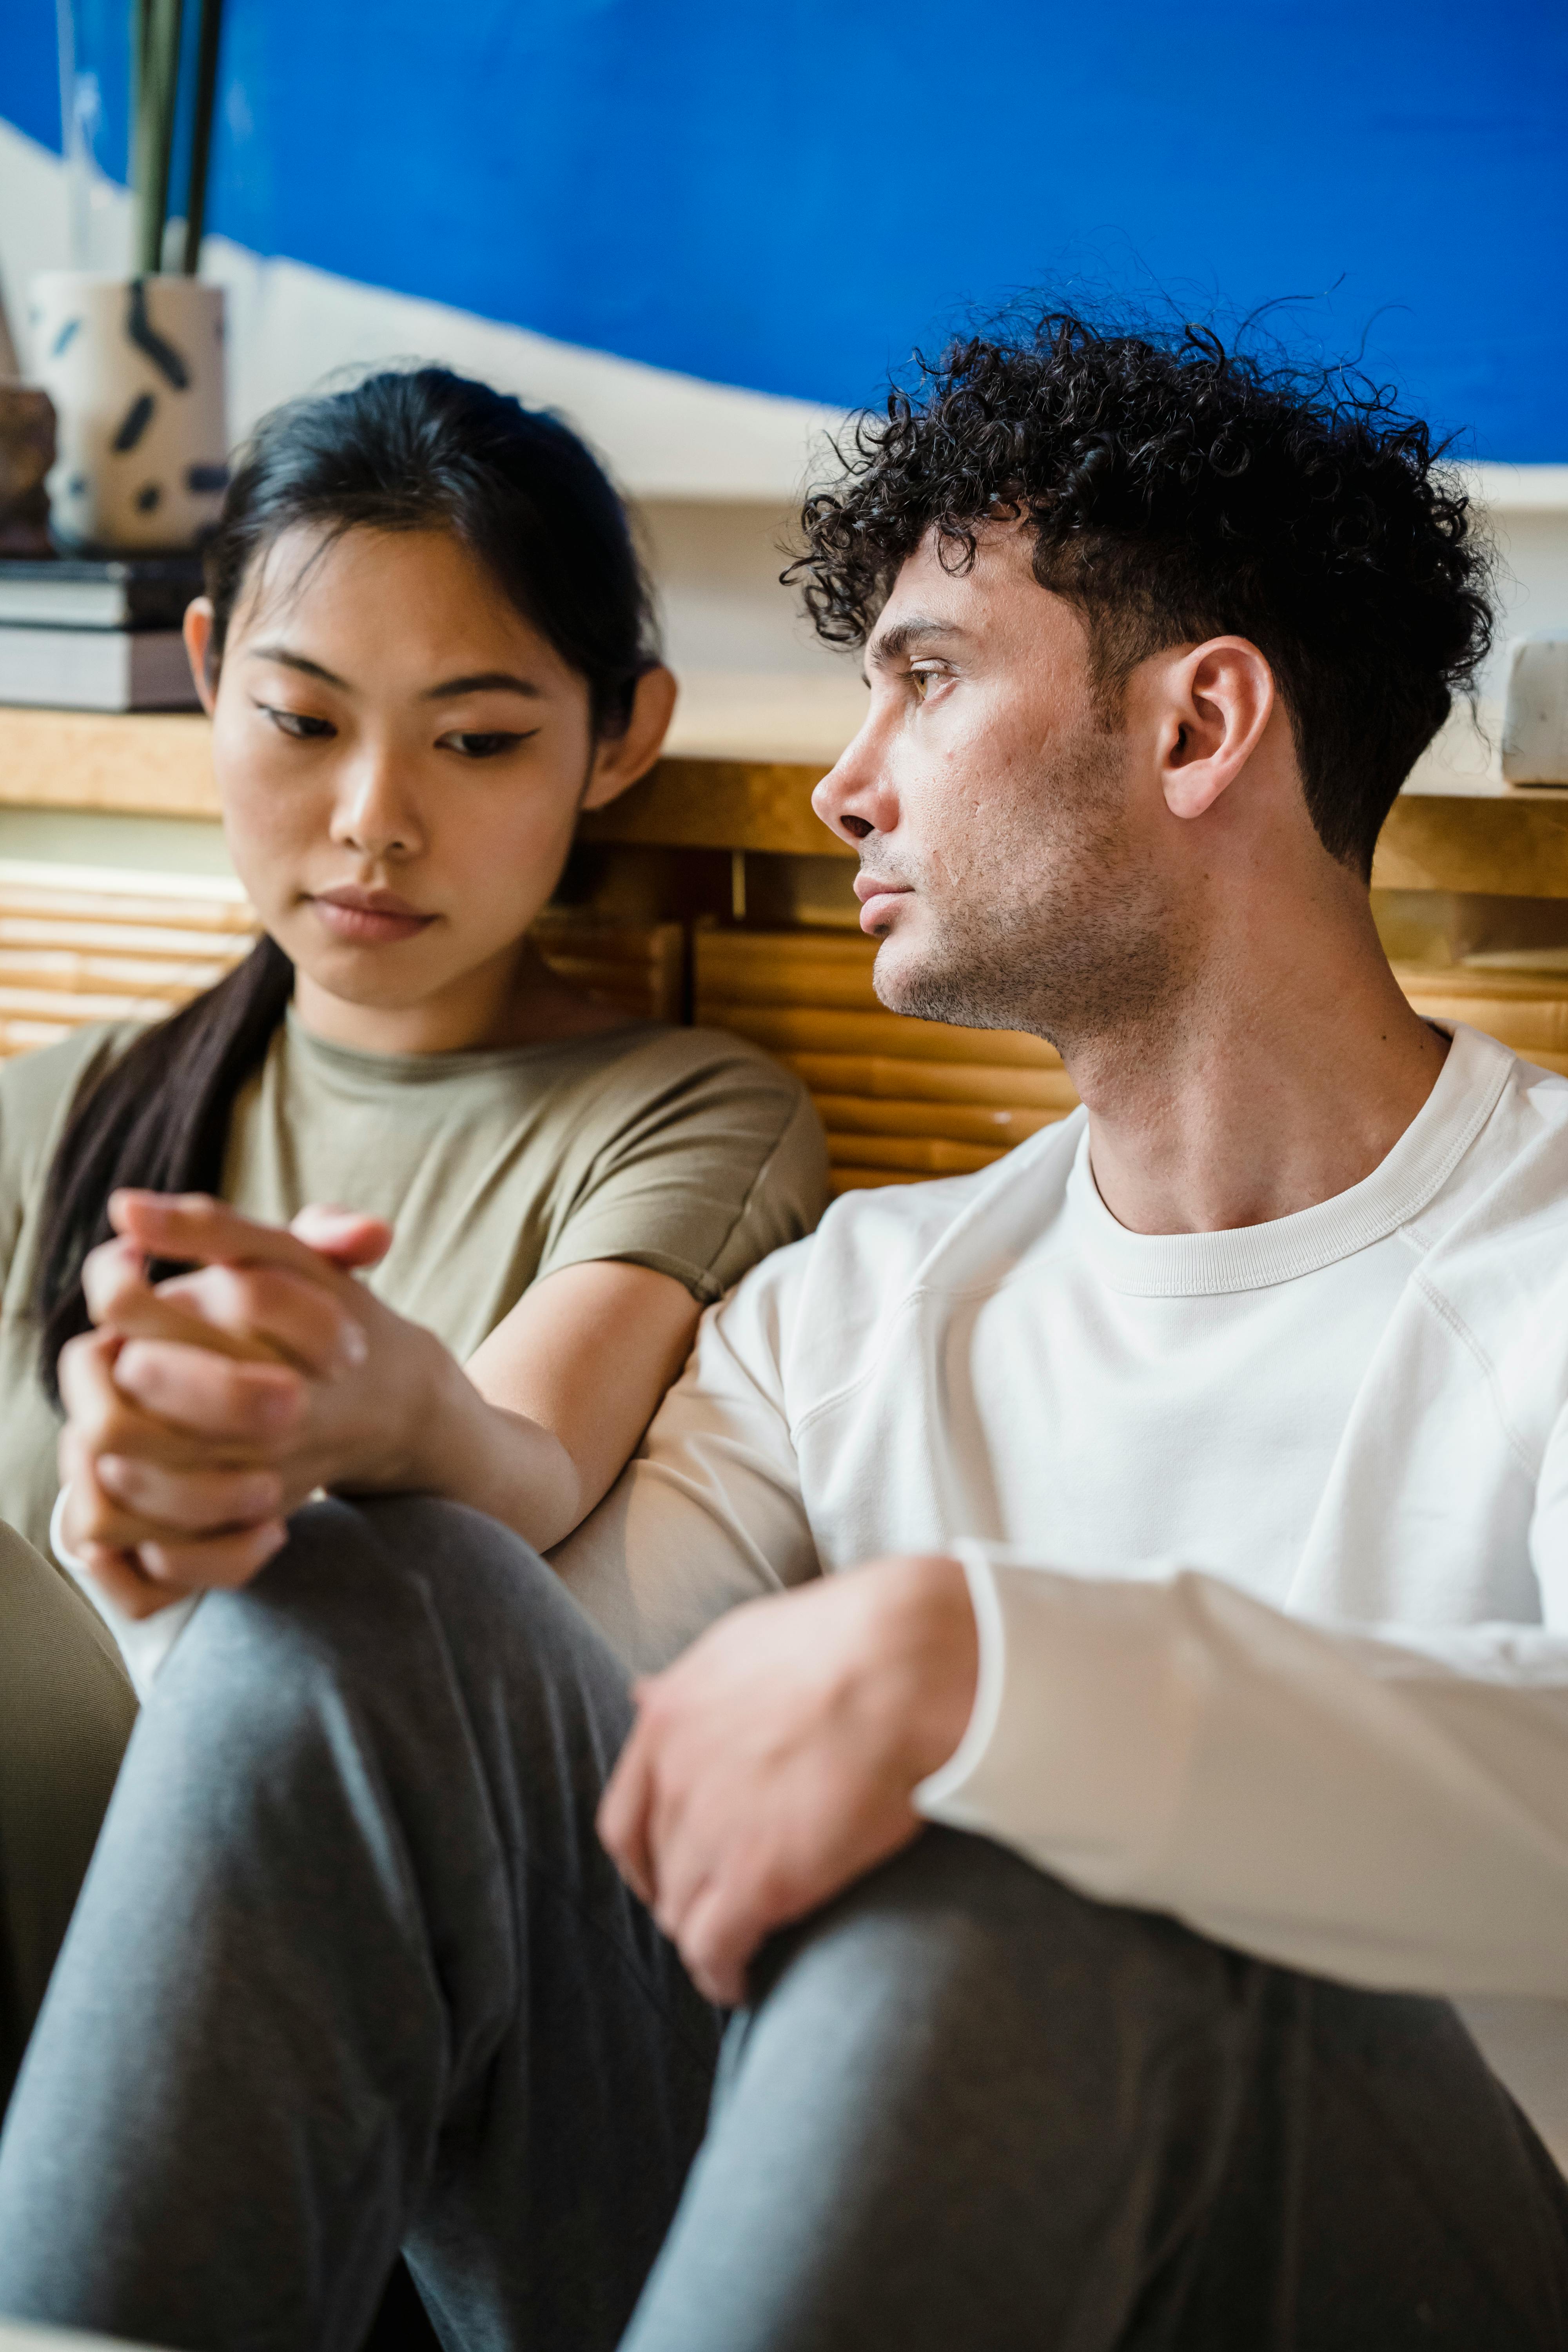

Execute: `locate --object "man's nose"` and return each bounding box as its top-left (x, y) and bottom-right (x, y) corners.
top-left (812, 720), bottom-right (895, 846)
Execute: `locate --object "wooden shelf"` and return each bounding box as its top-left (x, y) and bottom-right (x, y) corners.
top-left (581, 755), bottom-right (850, 858)
top-left (6, 703), bottom-right (1568, 889)
top-left (1372, 793), bottom-right (1568, 899)
top-left (0, 709), bottom-right (217, 818)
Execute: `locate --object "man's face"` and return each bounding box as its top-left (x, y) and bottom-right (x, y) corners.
top-left (812, 522), bottom-right (1185, 1053)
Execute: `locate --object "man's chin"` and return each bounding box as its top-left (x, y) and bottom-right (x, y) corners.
top-left (871, 925), bottom-right (1031, 1035)
top-left (871, 931), bottom-right (961, 1023)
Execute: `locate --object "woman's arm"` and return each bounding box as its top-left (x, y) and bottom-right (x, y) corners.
top-left (57, 1190), bottom-right (701, 1615)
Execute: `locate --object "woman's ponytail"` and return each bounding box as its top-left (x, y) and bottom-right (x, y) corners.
top-left (33, 936), bottom-right (294, 1396)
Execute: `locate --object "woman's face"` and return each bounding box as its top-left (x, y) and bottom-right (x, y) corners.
top-left (186, 523), bottom-right (672, 1051)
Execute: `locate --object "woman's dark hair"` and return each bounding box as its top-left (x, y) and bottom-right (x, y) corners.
top-left (788, 309), bottom-right (1492, 877)
top-left (34, 367), bottom-right (659, 1392)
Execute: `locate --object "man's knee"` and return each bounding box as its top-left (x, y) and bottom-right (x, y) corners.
top-left (752, 1826), bottom-right (1237, 2067)
top-left (727, 1826), bottom-right (1243, 2194)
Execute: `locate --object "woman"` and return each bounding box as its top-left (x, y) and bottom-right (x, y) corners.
top-left (0, 366), bottom-right (825, 2094)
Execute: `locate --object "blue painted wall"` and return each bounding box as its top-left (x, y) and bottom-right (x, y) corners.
top-left (5, 0), bottom-right (1566, 459)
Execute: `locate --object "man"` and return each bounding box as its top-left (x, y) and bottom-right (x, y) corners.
top-left (4, 312), bottom-right (1568, 2349)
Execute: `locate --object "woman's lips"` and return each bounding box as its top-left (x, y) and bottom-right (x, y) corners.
top-left (309, 889), bottom-right (436, 946)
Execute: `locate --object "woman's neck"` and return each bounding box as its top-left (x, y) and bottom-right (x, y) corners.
top-left (291, 938), bottom-right (630, 1057)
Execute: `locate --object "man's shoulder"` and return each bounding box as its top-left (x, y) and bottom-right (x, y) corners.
top-left (717, 1110), bottom-right (1085, 1388)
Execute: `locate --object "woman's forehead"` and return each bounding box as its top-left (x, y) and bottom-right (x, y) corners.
top-left (230, 522), bottom-right (567, 678)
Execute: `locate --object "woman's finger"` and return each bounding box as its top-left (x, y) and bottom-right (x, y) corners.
top-left (80, 1233), bottom-right (151, 1328)
top-left (95, 1452), bottom-right (285, 1535)
top-left (87, 1250), bottom-right (279, 1364)
top-left (111, 1338), bottom-right (304, 1446)
top-left (290, 1203), bottom-right (395, 1270)
top-left (154, 1263), bottom-right (367, 1378)
top-left (111, 1191), bottom-right (364, 1296)
top-left (79, 1541), bottom-right (194, 1622)
top-left (133, 1520), bottom-right (288, 1591)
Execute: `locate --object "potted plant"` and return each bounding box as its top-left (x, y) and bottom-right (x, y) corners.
top-left (29, 0), bottom-right (229, 554)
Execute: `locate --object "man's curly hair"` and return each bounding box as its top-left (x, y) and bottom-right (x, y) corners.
top-left (788, 313), bottom-right (1493, 876)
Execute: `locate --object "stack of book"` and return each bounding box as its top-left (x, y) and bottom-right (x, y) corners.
top-left (0, 556), bottom-right (204, 712)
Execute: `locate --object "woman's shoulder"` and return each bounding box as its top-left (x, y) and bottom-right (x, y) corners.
top-left (0, 1023), bottom-right (143, 1282)
top-left (0, 1022), bottom-right (141, 1161)
top-left (560, 1016), bottom-right (825, 1172)
top-left (576, 1018), bottom-right (813, 1118)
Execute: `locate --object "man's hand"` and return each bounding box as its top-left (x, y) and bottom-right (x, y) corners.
top-left (597, 1555), bottom-right (979, 2005)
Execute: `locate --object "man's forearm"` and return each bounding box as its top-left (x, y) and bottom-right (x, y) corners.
top-left (917, 1547), bottom-right (1568, 2001)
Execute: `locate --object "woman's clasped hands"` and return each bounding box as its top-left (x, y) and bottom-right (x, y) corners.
top-left (56, 1187), bottom-right (443, 1618)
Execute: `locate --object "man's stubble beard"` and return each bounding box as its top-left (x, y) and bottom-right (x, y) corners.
top-left (870, 725), bottom-right (1187, 1060)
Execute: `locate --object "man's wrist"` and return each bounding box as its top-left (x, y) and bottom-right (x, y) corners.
top-left (860, 1553), bottom-right (980, 1788)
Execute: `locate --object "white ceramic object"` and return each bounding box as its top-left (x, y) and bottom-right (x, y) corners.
top-left (1501, 635), bottom-right (1568, 787)
top-left (27, 272), bottom-right (227, 552)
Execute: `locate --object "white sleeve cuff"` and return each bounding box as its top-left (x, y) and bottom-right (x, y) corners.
top-left (911, 1540), bottom-right (1201, 1899)
top-left (50, 1485), bottom-right (203, 1705)
top-left (912, 1537), bottom-right (1010, 1812)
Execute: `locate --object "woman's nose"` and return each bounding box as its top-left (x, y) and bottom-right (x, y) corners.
top-left (330, 751), bottom-right (423, 859)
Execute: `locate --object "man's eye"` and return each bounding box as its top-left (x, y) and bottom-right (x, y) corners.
top-left (440, 730), bottom-right (530, 759)
top-left (261, 706), bottom-right (334, 740)
top-left (910, 667), bottom-right (943, 699)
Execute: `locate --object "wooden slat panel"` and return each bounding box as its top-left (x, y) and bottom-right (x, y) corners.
top-left (0, 984), bottom-right (172, 1026)
top-left (700, 1000), bottom-right (1061, 1069)
top-left (822, 1132), bottom-right (1007, 1176)
top-left (782, 1051), bottom-right (1080, 1111)
top-left (813, 1094), bottom-right (1058, 1149)
top-left (0, 914), bottom-right (254, 960)
top-left (693, 929), bottom-right (1074, 1186)
top-left (1398, 965), bottom-right (1568, 1055)
top-left (829, 1167), bottom-right (928, 1193)
top-left (532, 916), bottom-right (684, 1024)
top-left (0, 950), bottom-right (236, 998)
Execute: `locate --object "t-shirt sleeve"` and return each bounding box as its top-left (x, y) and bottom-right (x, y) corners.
top-left (535, 1031), bottom-right (830, 1304)
top-left (0, 1024), bottom-right (136, 1290)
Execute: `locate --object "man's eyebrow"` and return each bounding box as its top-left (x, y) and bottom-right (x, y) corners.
top-left (245, 642), bottom-right (350, 689)
top-left (418, 671), bottom-right (544, 703)
top-left (865, 617), bottom-right (970, 669)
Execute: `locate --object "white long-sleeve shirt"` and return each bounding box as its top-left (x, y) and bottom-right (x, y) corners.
top-left (74, 1020), bottom-right (1568, 2147)
top-left (548, 1022), bottom-right (1568, 2151)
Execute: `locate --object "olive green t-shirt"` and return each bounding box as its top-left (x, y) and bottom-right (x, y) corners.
top-left (0, 1010), bottom-right (828, 1562)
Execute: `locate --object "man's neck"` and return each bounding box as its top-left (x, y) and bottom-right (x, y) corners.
top-left (1067, 893), bottom-right (1450, 1238)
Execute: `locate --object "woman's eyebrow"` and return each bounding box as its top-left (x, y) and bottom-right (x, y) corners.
top-left (420, 672), bottom-right (544, 702)
top-left (246, 642), bottom-right (349, 688)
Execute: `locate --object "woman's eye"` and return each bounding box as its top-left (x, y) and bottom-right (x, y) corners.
top-left (439, 730), bottom-right (530, 760)
top-left (260, 705), bottom-right (334, 740)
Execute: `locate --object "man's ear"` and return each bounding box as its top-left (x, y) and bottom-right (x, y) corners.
top-left (182, 598), bottom-right (218, 718)
top-left (582, 666), bottom-right (679, 811)
top-left (1158, 637), bottom-right (1274, 822)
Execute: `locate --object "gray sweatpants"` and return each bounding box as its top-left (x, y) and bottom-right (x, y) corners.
top-left (0, 1495), bottom-right (1565, 2352)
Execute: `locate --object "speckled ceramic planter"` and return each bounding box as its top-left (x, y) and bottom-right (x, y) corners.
top-left (28, 272), bottom-right (228, 552)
